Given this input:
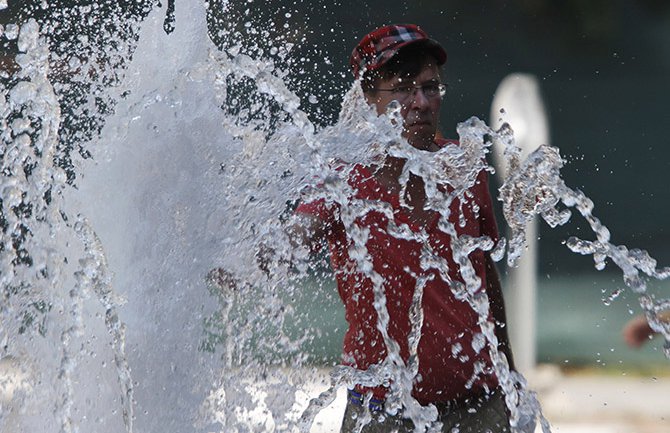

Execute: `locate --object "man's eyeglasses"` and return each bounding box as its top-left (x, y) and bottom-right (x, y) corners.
top-left (368, 83), bottom-right (448, 101)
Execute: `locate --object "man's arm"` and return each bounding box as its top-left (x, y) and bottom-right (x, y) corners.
top-left (259, 212), bottom-right (329, 268)
top-left (484, 253), bottom-right (516, 371)
top-left (213, 211), bottom-right (329, 286)
top-left (286, 213), bottom-right (329, 253)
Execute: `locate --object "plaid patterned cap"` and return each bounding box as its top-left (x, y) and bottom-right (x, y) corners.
top-left (350, 24), bottom-right (447, 78)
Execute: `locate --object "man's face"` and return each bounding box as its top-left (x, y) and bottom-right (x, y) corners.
top-left (366, 64), bottom-right (442, 151)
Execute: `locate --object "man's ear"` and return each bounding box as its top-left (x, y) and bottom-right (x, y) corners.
top-left (363, 92), bottom-right (384, 115)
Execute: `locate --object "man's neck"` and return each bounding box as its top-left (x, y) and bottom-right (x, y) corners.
top-left (408, 137), bottom-right (441, 152)
top-left (373, 156), bottom-right (435, 225)
top-left (374, 136), bottom-right (441, 186)
top-left (375, 157), bottom-right (424, 200)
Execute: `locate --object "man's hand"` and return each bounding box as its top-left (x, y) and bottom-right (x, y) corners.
top-left (206, 267), bottom-right (239, 295)
top-left (256, 243), bottom-right (275, 275)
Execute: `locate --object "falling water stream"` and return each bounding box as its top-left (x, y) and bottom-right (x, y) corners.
top-left (0, 2), bottom-right (669, 433)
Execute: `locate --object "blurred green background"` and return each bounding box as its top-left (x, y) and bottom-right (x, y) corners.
top-left (289, 270), bottom-right (670, 369)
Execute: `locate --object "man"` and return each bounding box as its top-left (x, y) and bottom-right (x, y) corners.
top-left (293, 24), bottom-right (514, 432)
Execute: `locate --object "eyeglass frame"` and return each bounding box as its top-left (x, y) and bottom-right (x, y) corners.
top-left (365, 82), bottom-right (448, 101)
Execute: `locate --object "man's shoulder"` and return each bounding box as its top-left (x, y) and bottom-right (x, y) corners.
top-left (435, 137), bottom-right (459, 148)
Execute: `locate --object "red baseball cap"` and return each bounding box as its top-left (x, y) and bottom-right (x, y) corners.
top-left (349, 24), bottom-right (447, 78)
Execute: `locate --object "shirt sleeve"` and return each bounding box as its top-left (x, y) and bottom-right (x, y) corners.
top-left (295, 198), bottom-right (332, 222)
top-left (295, 163), bottom-right (351, 225)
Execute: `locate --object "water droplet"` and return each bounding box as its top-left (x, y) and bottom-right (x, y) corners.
top-left (5, 23), bottom-right (18, 40)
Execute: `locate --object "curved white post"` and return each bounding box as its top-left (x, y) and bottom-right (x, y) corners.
top-left (490, 73), bottom-right (550, 373)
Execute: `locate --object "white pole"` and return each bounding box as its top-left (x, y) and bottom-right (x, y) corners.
top-left (490, 73), bottom-right (549, 374)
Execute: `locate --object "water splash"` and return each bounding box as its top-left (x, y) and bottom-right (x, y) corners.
top-left (495, 122), bottom-right (670, 359)
top-left (0, 14), bottom-right (140, 433)
top-left (0, 2), bottom-right (669, 433)
top-left (72, 217), bottom-right (133, 433)
top-left (0, 18), bottom-right (72, 432)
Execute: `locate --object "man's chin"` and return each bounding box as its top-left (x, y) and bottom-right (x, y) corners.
top-left (404, 126), bottom-right (436, 150)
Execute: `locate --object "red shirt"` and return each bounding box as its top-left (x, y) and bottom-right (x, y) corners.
top-left (296, 148), bottom-right (500, 404)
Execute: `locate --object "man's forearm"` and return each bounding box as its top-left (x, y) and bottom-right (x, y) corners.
top-left (484, 253), bottom-right (516, 371)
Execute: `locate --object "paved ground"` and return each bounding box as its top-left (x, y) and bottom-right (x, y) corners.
top-left (1, 361), bottom-right (667, 432)
top-left (530, 365), bottom-right (669, 433)
top-left (307, 365), bottom-right (670, 433)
